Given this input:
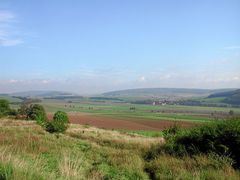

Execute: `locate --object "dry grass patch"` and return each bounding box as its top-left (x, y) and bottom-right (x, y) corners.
top-left (145, 154), bottom-right (240, 180)
top-left (67, 124), bottom-right (164, 149)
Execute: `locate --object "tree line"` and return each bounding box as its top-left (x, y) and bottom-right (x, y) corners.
top-left (0, 99), bottom-right (69, 134)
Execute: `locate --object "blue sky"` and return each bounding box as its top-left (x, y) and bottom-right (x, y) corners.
top-left (0, 0), bottom-right (240, 94)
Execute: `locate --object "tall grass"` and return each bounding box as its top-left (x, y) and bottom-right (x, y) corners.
top-left (0, 119), bottom-right (150, 179)
top-left (145, 154), bottom-right (240, 180)
top-left (144, 117), bottom-right (240, 179)
top-left (0, 118), bottom-right (240, 179)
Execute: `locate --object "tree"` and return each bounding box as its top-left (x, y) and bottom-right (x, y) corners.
top-left (229, 110), bottom-right (234, 116)
top-left (0, 99), bottom-right (11, 117)
top-left (27, 104), bottom-right (47, 125)
top-left (46, 111), bottom-right (69, 133)
top-left (8, 109), bottom-right (18, 116)
top-left (18, 103), bottom-right (30, 118)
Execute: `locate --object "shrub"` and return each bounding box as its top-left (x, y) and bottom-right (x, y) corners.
top-left (46, 111), bottom-right (69, 133)
top-left (163, 118), bottom-right (240, 168)
top-left (0, 99), bottom-right (18, 117)
top-left (8, 109), bottom-right (18, 116)
top-left (229, 110), bottom-right (234, 116)
top-left (162, 123), bottom-right (183, 140)
top-left (27, 104), bottom-right (47, 125)
top-left (45, 122), bottom-right (57, 133)
top-left (0, 99), bottom-right (11, 117)
top-left (18, 103), bottom-right (30, 117)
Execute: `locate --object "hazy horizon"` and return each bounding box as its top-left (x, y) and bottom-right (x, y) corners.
top-left (1, 0), bottom-right (240, 94)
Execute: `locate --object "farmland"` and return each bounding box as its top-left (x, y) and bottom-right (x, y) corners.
top-left (38, 98), bottom-right (240, 130)
top-left (1, 92), bottom-right (240, 179)
top-left (4, 94), bottom-right (239, 131)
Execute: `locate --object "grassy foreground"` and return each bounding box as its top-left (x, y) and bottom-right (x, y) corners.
top-left (0, 119), bottom-right (239, 180)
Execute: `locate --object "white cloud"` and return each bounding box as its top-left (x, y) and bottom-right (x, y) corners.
top-left (0, 10), bottom-right (23, 47)
top-left (41, 80), bottom-right (50, 84)
top-left (9, 79), bottom-right (20, 83)
top-left (0, 10), bottom-right (15, 22)
top-left (138, 76), bottom-right (145, 82)
top-left (2, 79), bottom-right (51, 85)
top-left (232, 76), bottom-right (240, 81)
top-left (0, 68), bottom-right (239, 94)
top-left (0, 38), bottom-right (23, 46)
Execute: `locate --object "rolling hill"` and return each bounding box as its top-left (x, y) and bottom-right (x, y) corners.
top-left (102, 88), bottom-right (236, 98)
top-left (11, 90), bottom-right (77, 98)
top-left (208, 89), bottom-right (240, 105)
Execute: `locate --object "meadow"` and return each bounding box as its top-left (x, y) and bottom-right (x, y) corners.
top-left (0, 118), bottom-right (239, 180)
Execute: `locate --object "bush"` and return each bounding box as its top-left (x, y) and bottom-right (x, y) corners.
top-left (0, 99), bottom-right (11, 117)
top-left (162, 123), bottom-right (183, 140)
top-left (160, 118), bottom-right (240, 168)
top-left (8, 109), bottom-right (18, 116)
top-left (18, 103), bottom-right (30, 117)
top-left (0, 99), bottom-right (18, 117)
top-left (46, 111), bottom-right (69, 133)
top-left (27, 104), bottom-right (47, 125)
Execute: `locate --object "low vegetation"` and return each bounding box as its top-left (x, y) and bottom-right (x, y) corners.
top-left (0, 117), bottom-right (239, 179)
top-left (0, 99), bottom-right (17, 118)
top-left (46, 111), bottom-right (69, 133)
top-left (119, 130), bottom-right (163, 137)
top-left (145, 117), bottom-right (240, 178)
top-left (0, 98), bottom-right (240, 179)
top-left (208, 89), bottom-right (240, 105)
top-left (1, 99), bottom-right (70, 135)
top-left (27, 104), bottom-right (48, 125)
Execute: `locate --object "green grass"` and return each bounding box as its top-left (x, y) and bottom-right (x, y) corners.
top-left (100, 112), bottom-right (212, 122)
top-left (38, 100), bottom-right (240, 123)
top-left (41, 100), bottom-right (240, 113)
top-left (0, 119), bottom-right (150, 179)
top-left (145, 154), bottom-right (240, 180)
top-left (119, 130), bottom-right (164, 137)
top-left (161, 118), bottom-right (240, 168)
top-left (0, 96), bottom-right (22, 103)
top-left (201, 97), bottom-right (226, 103)
top-left (0, 118), bottom-right (239, 180)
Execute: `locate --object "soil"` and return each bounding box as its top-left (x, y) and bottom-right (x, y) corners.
top-left (48, 112), bottom-right (198, 131)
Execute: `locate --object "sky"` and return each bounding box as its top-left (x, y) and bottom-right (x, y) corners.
top-left (0, 0), bottom-right (240, 94)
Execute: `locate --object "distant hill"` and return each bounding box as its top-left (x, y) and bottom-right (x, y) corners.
top-left (102, 88), bottom-right (236, 98)
top-left (0, 94), bottom-right (9, 96)
top-left (0, 94), bottom-right (23, 103)
top-left (208, 89), bottom-right (240, 105)
top-left (11, 91), bottom-right (77, 98)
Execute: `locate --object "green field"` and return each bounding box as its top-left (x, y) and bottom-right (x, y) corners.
top-left (3, 94), bottom-right (240, 125)
top-left (38, 98), bottom-right (240, 123)
top-left (0, 95), bottom-right (22, 103)
top-left (119, 129), bottom-right (164, 137)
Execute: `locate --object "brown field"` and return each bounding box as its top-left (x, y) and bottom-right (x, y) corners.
top-left (48, 112), bottom-right (197, 130)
